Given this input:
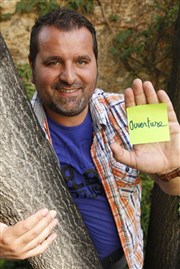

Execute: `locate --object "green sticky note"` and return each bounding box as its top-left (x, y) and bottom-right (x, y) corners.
top-left (127, 103), bottom-right (170, 145)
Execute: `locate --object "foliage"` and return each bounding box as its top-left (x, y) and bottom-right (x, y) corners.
top-left (0, 0), bottom-right (59, 21)
top-left (0, 12), bottom-right (12, 21)
top-left (0, 0), bottom-right (94, 21)
top-left (16, 64), bottom-right (35, 99)
top-left (111, 1), bottom-right (179, 88)
top-left (0, 260), bottom-right (31, 269)
top-left (15, 0), bottom-right (59, 16)
top-left (0, 261), bottom-right (4, 267)
top-left (67, 0), bottom-right (94, 13)
top-left (140, 174), bottom-right (154, 248)
top-left (109, 14), bottom-right (120, 23)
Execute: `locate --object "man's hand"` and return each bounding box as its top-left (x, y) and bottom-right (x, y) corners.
top-left (110, 78), bottom-right (180, 174)
top-left (0, 208), bottom-right (58, 260)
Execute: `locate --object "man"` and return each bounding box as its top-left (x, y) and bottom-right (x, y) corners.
top-left (0, 8), bottom-right (179, 269)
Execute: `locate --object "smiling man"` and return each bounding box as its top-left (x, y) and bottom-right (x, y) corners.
top-left (0, 8), bottom-right (180, 269)
top-left (31, 26), bottom-right (97, 125)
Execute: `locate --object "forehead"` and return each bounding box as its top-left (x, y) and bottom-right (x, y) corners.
top-left (37, 26), bottom-right (94, 56)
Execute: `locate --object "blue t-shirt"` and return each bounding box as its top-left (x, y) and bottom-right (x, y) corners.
top-left (47, 112), bottom-right (122, 259)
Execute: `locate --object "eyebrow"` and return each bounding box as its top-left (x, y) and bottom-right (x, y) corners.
top-left (43, 56), bottom-right (63, 64)
top-left (77, 55), bottom-right (91, 61)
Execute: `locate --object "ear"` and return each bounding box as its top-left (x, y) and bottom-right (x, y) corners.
top-left (28, 54), bottom-right (35, 84)
top-left (28, 54), bottom-right (33, 69)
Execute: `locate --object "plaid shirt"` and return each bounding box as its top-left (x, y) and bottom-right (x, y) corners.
top-left (31, 88), bottom-right (143, 269)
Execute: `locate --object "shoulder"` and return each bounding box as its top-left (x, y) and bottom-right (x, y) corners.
top-left (90, 88), bottom-right (127, 129)
top-left (91, 88), bottom-right (125, 110)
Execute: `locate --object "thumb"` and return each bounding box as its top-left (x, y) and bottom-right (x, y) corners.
top-left (110, 142), bottom-right (135, 168)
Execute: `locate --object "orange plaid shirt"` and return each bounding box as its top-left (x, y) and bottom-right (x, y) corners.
top-left (32, 88), bottom-right (143, 269)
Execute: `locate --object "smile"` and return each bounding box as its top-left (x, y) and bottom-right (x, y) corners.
top-left (58, 88), bottom-right (78, 93)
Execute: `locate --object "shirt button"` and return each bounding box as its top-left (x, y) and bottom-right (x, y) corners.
top-left (125, 167), bottom-right (129, 172)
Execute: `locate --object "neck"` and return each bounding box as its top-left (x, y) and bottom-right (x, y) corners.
top-left (44, 106), bottom-right (89, 127)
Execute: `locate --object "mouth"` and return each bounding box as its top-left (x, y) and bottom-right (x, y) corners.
top-left (57, 88), bottom-right (79, 93)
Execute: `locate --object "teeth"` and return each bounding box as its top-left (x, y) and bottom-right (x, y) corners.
top-left (59, 89), bottom-right (77, 93)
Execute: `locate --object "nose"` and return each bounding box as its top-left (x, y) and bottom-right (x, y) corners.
top-left (59, 63), bottom-right (76, 85)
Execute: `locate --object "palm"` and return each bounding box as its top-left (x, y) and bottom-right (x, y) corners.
top-left (111, 79), bottom-right (180, 174)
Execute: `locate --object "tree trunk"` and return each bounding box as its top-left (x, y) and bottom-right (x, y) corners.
top-left (167, 2), bottom-right (180, 122)
top-left (144, 184), bottom-right (180, 269)
top-left (144, 5), bottom-right (180, 269)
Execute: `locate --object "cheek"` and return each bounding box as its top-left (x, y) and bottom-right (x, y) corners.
top-left (83, 66), bottom-right (97, 87)
top-left (34, 70), bottom-right (54, 88)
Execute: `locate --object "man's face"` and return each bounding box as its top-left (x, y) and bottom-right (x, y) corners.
top-left (31, 26), bottom-right (97, 122)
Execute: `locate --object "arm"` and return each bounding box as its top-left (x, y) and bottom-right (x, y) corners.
top-left (0, 208), bottom-right (58, 260)
top-left (110, 78), bottom-right (180, 196)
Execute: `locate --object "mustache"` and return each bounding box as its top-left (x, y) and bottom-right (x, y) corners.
top-left (52, 81), bottom-right (83, 90)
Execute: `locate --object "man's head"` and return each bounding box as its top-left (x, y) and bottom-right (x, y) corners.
top-left (29, 8), bottom-right (98, 67)
top-left (29, 8), bottom-right (98, 125)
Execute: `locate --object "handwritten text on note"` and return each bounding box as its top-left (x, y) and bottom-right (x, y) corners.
top-left (127, 103), bottom-right (170, 145)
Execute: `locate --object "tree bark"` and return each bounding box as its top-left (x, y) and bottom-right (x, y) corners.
top-left (144, 5), bottom-right (180, 269)
top-left (167, 3), bottom-right (180, 122)
top-left (144, 184), bottom-right (180, 269)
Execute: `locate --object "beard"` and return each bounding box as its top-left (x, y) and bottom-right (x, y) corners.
top-left (38, 80), bottom-right (95, 117)
top-left (44, 93), bottom-right (91, 117)
top-left (35, 70), bottom-right (98, 117)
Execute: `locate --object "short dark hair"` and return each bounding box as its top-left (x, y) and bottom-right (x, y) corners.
top-left (29, 7), bottom-right (98, 66)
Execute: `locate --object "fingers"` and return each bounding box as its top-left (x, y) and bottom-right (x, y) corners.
top-left (125, 78), bottom-right (159, 108)
top-left (22, 213), bottom-right (58, 252)
top-left (157, 90), bottom-right (178, 123)
top-left (12, 208), bottom-right (50, 237)
top-left (23, 232), bottom-right (57, 259)
top-left (143, 81), bottom-right (159, 104)
top-left (125, 78), bottom-right (179, 128)
top-left (19, 210), bottom-right (57, 244)
top-left (0, 208), bottom-right (58, 260)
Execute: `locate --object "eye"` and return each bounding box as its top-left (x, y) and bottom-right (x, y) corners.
top-left (43, 57), bottom-right (63, 67)
top-left (48, 61), bottom-right (60, 66)
top-left (77, 59), bottom-right (87, 65)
